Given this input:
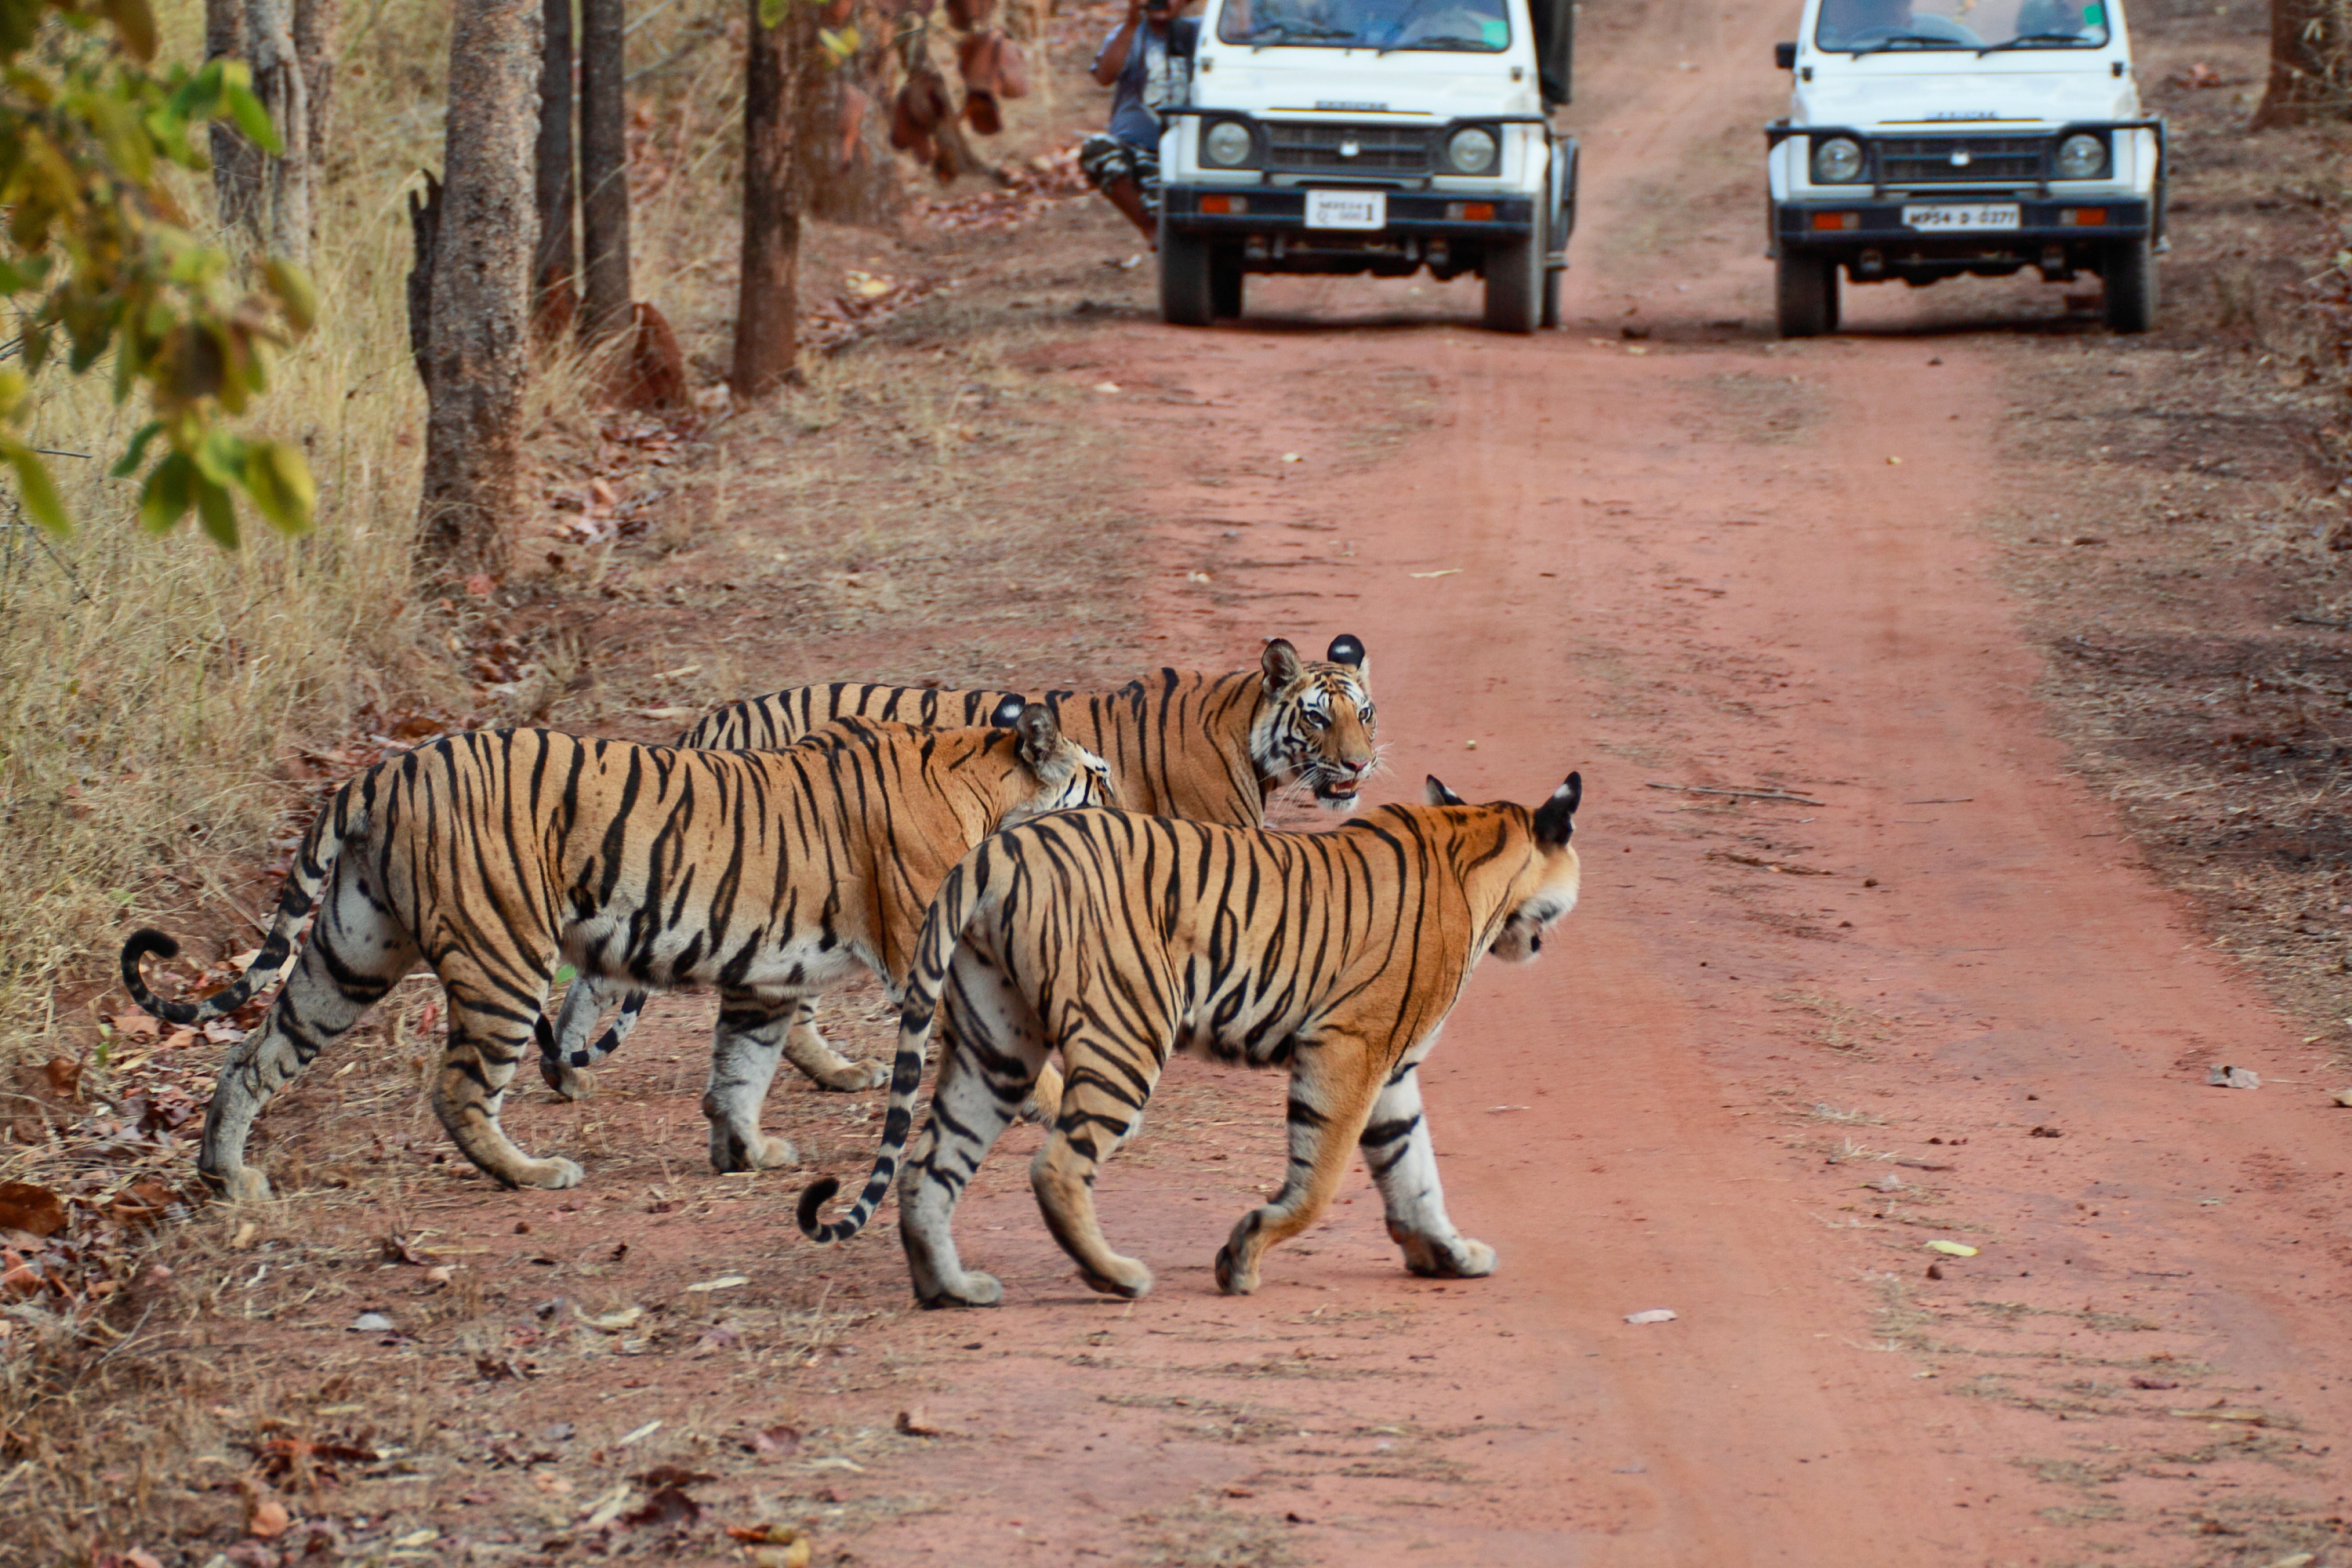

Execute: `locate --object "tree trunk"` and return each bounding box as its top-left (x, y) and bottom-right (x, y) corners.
top-left (419, 0), bottom-right (540, 579)
top-left (2252, 0), bottom-right (2352, 128)
top-left (533, 0), bottom-right (580, 339)
top-left (246, 0), bottom-right (312, 266)
top-left (294, 0), bottom-right (338, 162)
top-left (206, 0), bottom-right (263, 238)
top-left (577, 0), bottom-right (632, 341)
top-left (731, 0), bottom-right (811, 397)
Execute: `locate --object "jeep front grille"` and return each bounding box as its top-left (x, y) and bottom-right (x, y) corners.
top-left (1264, 122), bottom-right (1432, 176)
top-left (1875, 134), bottom-right (2047, 187)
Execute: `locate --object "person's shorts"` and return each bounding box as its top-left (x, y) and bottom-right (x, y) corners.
top-left (1080, 133), bottom-right (1160, 202)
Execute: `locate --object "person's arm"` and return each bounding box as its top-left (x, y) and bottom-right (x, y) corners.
top-left (1094, 0), bottom-right (1147, 85)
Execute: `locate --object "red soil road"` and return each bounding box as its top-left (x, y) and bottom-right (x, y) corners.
top-left (818, 1), bottom-right (2352, 1564)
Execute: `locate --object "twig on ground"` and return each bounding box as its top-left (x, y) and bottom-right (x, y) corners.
top-left (1646, 782), bottom-right (1828, 806)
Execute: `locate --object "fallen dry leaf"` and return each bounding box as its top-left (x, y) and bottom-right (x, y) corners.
top-left (0, 1183), bottom-right (67, 1239)
top-left (895, 1407), bottom-right (946, 1437)
top-left (619, 1483), bottom-right (700, 1528)
top-left (747, 1423), bottom-right (801, 1457)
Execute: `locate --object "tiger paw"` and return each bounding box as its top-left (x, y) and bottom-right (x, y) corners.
top-left (512, 1156), bottom-right (586, 1190)
top-left (916, 1270), bottom-right (1004, 1309)
top-left (710, 1131), bottom-right (798, 1173)
top-left (540, 1059), bottom-right (596, 1102)
top-left (1401, 1234), bottom-right (1497, 1279)
top-left (208, 1166), bottom-right (274, 1205)
top-left (1213, 1243), bottom-right (1259, 1296)
top-left (1079, 1259), bottom-right (1154, 1300)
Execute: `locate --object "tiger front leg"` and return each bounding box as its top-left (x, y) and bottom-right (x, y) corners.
top-left (780, 997), bottom-right (889, 1091)
top-left (1359, 1061), bottom-right (1494, 1280)
top-left (198, 873), bottom-right (418, 1203)
top-left (703, 992), bottom-right (805, 1172)
top-left (434, 967), bottom-right (583, 1190)
top-left (1214, 1048), bottom-right (1384, 1295)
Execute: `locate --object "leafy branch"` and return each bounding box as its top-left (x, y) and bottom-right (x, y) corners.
top-left (1, 0), bottom-right (318, 544)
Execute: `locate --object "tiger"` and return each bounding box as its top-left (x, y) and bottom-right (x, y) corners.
top-left (540, 633), bottom-right (1379, 1102)
top-left (795, 769), bottom-right (1583, 1307)
top-left (119, 710), bottom-right (1115, 1201)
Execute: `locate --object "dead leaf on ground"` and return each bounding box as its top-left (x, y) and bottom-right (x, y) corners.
top-left (896, 1407), bottom-right (947, 1436)
top-left (0, 1183), bottom-right (67, 1238)
top-left (619, 1484), bottom-right (700, 1528)
top-left (746, 1424), bottom-right (801, 1457)
top-left (636, 1464), bottom-right (717, 1488)
top-left (379, 1232), bottom-right (436, 1265)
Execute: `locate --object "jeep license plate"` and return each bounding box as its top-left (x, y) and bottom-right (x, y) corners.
top-left (1305, 190), bottom-right (1385, 230)
top-left (1901, 203), bottom-right (2021, 232)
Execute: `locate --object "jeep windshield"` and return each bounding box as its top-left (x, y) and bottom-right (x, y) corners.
top-left (1813, 0), bottom-right (2112, 53)
top-left (1219, 0), bottom-right (1513, 52)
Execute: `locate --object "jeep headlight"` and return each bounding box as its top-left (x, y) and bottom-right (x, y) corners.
top-left (1811, 136), bottom-right (1865, 183)
top-left (1446, 127), bottom-right (1499, 176)
top-left (2053, 132), bottom-right (2107, 180)
top-left (1203, 120), bottom-right (1254, 168)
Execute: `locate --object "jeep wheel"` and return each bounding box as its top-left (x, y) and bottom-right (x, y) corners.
top-left (1775, 251), bottom-right (1837, 339)
top-left (1160, 227), bottom-right (1215, 327)
top-left (1541, 260), bottom-right (1563, 331)
top-left (1211, 250), bottom-right (1245, 320)
top-left (2103, 236), bottom-right (2157, 334)
top-left (1483, 209), bottom-right (1544, 335)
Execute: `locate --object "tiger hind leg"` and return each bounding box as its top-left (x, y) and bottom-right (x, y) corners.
top-left (432, 963), bottom-right (583, 1190)
top-left (779, 997), bottom-right (888, 1091)
top-left (1031, 1032), bottom-right (1169, 1300)
top-left (703, 992), bottom-right (806, 1172)
top-left (198, 872), bottom-right (419, 1203)
top-left (1214, 1046), bottom-right (1385, 1295)
top-left (1359, 1060), bottom-right (1495, 1280)
top-left (536, 977), bottom-right (644, 1101)
top-left (899, 966), bottom-right (1048, 1308)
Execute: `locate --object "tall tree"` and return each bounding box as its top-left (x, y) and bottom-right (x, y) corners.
top-left (578, 0), bottom-right (632, 340)
top-left (419, 0), bottom-right (541, 576)
top-left (246, 0), bottom-right (310, 265)
top-left (2252, 0), bottom-right (2352, 128)
top-left (533, 0), bottom-right (580, 338)
top-left (206, 0), bottom-right (263, 234)
top-left (295, 0), bottom-right (339, 158)
top-left (731, 0), bottom-right (810, 397)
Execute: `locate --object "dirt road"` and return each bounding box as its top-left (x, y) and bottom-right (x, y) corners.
top-left (156, 5), bottom-right (2352, 1566)
top-left (794, 2), bottom-right (2352, 1563)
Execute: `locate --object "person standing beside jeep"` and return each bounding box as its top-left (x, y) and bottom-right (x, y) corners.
top-left (1080, 0), bottom-right (1200, 245)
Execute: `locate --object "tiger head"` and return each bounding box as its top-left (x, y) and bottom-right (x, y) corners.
top-left (1426, 772), bottom-right (1583, 963)
top-left (1001, 702), bottom-right (1120, 824)
top-left (1254, 634), bottom-right (1378, 810)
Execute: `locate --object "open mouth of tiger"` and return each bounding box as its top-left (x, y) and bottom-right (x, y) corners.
top-left (1313, 777), bottom-right (1363, 804)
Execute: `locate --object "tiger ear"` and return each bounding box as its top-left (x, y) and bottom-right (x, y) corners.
top-left (1014, 703), bottom-right (1069, 778)
top-left (1532, 772), bottom-right (1581, 846)
top-left (1261, 637), bottom-right (1305, 694)
top-left (989, 694), bottom-right (1028, 728)
top-left (1326, 633), bottom-right (1367, 670)
top-left (1425, 775), bottom-right (1466, 808)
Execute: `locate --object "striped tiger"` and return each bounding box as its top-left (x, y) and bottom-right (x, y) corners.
top-left (796, 770), bottom-right (1583, 1306)
top-left (120, 710), bottom-right (1113, 1200)
top-left (542, 633), bottom-right (1377, 1100)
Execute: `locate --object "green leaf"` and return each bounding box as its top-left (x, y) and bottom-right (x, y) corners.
top-left (1, 438), bottom-right (71, 534)
top-left (262, 259), bottom-right (317, 336)
top-left (193, 471), bottom-right (238, 547)
top-left (554, 964), bottom-right (578, 985)
top-left (758, 0), bottom-right (790, 27)
top-left (137, 450), bottom-right (194, 532)
top-left (223, 79), bottom-right (280, 155)
top-left (240, 440), bottom-right (314, 534)
top-left (111, 419), bottom-right (164, 478)
top-left (193, 426), bottom-right (242, 488)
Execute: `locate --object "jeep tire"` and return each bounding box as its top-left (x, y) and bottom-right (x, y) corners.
top-left (2103, 235), bottom-right (2156, 335)
top-left (1775, 250), bottom-right (1838, 339)
top-left (1160, 226), bottom-right (1215, 327)
top-left (1211, 249), bottom-right (1245, 320)
top-left (1483, 208), bottom-right (1544, 335)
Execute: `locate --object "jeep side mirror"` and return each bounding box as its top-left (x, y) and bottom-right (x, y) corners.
top-left (1775, 40), bottom-right (1798, 69)
top-left (1532, 0), bottom-right (1575, 107)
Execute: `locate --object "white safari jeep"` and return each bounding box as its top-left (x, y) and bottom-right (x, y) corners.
top-left (1765, 0), bottom-right (2164, 336)
top-left (1155, 0), bottom-right (1578, 333)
